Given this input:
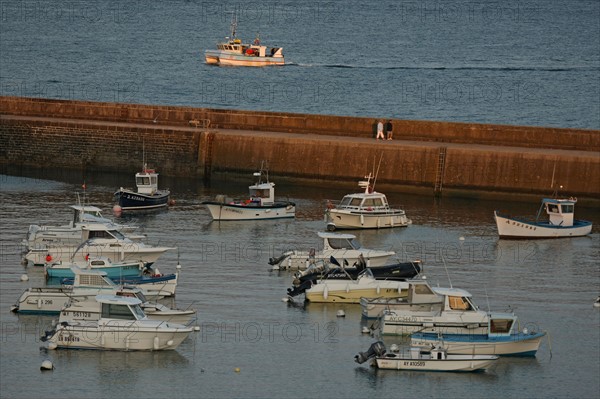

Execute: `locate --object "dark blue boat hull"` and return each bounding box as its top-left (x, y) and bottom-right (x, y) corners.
top-left (115, 189), bottom-right (170, 211)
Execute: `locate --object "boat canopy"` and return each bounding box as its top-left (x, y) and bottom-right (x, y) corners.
top-left (317, 232), bottom-right (362, 250)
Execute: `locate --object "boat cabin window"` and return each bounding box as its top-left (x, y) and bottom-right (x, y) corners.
top-left (88, 229), bottom-right (126, 240)
top-left (448, 296), bottom-right (472, 310)
top-left (137, 176), bottom-right (151, 186)
top-left (350, 198), bottom-right (362, 207)
top-left (561, 204), bottom-right (574, 213)
top-left (414, 284), bottom-right (435, 295)
top-left (150, 176), bottom-right (157, 185)
top-left (250, 189), bottom-right (269, 198)
top-left (117, 291), bottom-right (147, 303)
top-left (102, 303), bottom-right (136, 320)
top-left (547, 204), bottom-right (559, 213)
top-left (79, 275), bottom-right (112, 286)
top-left (339, 196), bottom-right (353, 207)
top-left (490, 318), bottom-right (514, 334)
top-left (327, 238), bottom-right (354, 250)
top-left (88, 230), bottom-right (111, 239)
top-left (363, 198), bottom-right (384, 207)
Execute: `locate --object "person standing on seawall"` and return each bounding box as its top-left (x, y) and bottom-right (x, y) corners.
top-left (386, 119), bottom-right (393, 140)
top-left (376, 120), bottom-right (385, 140)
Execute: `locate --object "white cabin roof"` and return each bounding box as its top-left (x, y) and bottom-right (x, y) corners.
top-left (317, 232), bottom-right (357, 240)
top-left (543, 198), bottom-right (577, 205)
top-left (95, 294), bottom-right (141, 306)
top-left (431, 287), bottom-right (473, 297)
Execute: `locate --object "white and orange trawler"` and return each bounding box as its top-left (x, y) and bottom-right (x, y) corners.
top-left (205, 14), bottom-right (284, 67)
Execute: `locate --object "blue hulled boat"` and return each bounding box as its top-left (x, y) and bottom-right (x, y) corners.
top-left (114, 165), bottom-right (170, 211)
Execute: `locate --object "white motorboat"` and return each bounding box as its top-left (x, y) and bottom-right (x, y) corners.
top-left (494, 197), bottom-right (592, 238)
top-left (411, 313), bottom-right (547, 357)
top-left (379, 286), bottom-right (493, 335)
top-left (360, 280), bottom-right (445, 319)
top-left (355, 341), bottom-right (498, 372)
top-left (287, 269), bottom-right (411, 304)
top-left (12, 266), bottom-right (195, 324)
top-left (41, 294), bottom-right (193, 351)
top-left (325, 174), bottom-right (411, 230)
top-left (203, 164), bottom-right (295, 221)
top-left (114, 165), bottom-right (171, 212)
top-left (24, 223), bottom-right (175, 266)
top-left (204, 14), bottom-right (284, 67)
top-left (23, 204), bottom-right (142, 251)
top-left (269, 232), bottom-right (396, 271)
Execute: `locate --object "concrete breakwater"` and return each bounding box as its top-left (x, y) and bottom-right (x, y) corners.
top-left (1, 96), bottom-right (599, 199)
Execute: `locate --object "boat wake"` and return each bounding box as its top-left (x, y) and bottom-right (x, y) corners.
top-left (285, 62), bottom-right (597, 72)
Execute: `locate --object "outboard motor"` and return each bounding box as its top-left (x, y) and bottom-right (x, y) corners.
top-left (355, 254), bottom-right (366, 272)
top-left (268, 251), bottom-right (292, 266)
top-left (354, 341), bottom-right (387, 364)
top-left (40, 329), bottom-right (56, 342)
top-left (287, 280), bottom-right (313, 298)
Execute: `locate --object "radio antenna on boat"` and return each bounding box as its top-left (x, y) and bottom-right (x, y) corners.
top-left (371, 154), bottom-right (383, 191)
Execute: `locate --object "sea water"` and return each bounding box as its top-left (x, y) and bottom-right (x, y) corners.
top-left (0, 169), bottom-right (598, 399)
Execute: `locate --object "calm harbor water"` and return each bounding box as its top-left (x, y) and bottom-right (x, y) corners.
top-left (0, 169), bottom-right (599, 399)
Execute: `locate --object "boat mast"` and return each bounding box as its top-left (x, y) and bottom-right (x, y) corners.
top-left (229, 12), bottom-right (237, 40)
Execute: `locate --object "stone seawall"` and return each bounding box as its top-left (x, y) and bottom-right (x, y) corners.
top-left (1, 96), bottom-right (599, 199)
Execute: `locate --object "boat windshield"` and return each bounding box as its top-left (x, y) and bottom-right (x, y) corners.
top-left (102, 303), bottom-right (137, 320)
top-left (448, 296), bottom-right (473, 311)
top-left (136, 176), bottom-right (151, 185)
top-left (129, 304), bottom-right (146, 320)
top-left (561, 204), bottom-right (574, 213)
top-left (135, 291), bottom-right (148, 303)
top-left (362, 198), bottom-right (385, 208)
top-left (108, 229), bottom-right (126, 240)
top-left (87, 229), bottom-right (126, 240)
top-left (327, 237), bottom-right (356, 250)
top-left (339, 196), bottom-right (362, 207)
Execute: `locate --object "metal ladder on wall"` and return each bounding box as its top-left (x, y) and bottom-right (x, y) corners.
top-left (434, 146), bottom-right (447, 196)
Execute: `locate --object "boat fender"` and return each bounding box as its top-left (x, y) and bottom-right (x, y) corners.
top-left (323, 286), bottom-right (328, 300)
top-left (45, 254), bottom-right (52, 262)
top-left (376, 285), bottom-right (380, 295)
